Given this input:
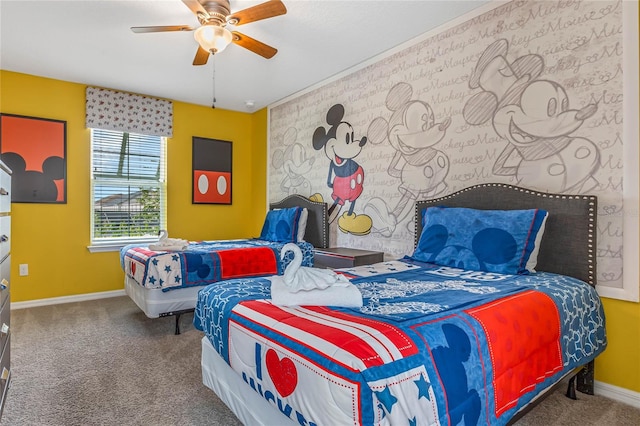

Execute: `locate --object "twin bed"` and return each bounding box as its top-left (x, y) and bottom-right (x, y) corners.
top-left (192, 183), bottom-right (606, 425)
top-left (120, 195), bottom-right (329, 333)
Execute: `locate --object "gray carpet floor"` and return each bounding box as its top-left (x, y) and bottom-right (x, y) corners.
top-left (2, 296), bottom-right (639, 425)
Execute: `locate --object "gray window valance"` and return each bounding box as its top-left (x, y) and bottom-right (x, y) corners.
top-left (85, 87), bottom-right (173, 137)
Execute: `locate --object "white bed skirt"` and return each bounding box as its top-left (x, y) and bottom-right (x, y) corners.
top-left (201, 336), bottom-right (296, 426)
top-left (124, 275), bottom-right (202, 318)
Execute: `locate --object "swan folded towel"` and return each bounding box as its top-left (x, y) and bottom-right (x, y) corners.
top-left (270, 243), bottom-right (363, 307)
top-left (148, 229), bottom-right (189, 251)
top-left (270, 277), bottom-right (363, 307)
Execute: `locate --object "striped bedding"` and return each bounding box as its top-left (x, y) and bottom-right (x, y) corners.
top-left (193, 258), bottom-right (607, 425)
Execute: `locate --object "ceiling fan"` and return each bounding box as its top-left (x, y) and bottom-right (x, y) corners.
top-left (131, 0), bottom-right (286, 65)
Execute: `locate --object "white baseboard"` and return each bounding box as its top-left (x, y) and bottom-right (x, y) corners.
top-left (596, 380), bottom-right (640, 409)
top-left (11, 289), bottom-right (126, 310)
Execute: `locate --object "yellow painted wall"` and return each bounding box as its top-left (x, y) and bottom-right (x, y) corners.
top-left (598, 299), bottom-right (640, 392)
top-left (0, 70), bottom-right (267, 302)
top-left (251, 107), bottom-right (268, 231)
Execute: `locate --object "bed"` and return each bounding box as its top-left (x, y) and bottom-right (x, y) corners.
top-left (193, 183), bottom-right (606, 425)
top-left (121, 194), bottom-right (329, 333)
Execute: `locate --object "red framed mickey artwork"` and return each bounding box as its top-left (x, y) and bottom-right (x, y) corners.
top-left (192, 137), bottom-right (232, 204)
top-left (0, 113), bottom-right (67, 203)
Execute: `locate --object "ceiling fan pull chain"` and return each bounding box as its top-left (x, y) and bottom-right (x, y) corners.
top-left (211, 56), bottom-right (216, 109)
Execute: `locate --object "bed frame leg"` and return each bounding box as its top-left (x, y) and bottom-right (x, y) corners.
top-left (566, 360), bottom-right (596, 400)
top-left (565, 375), bottom-right (577, 400)
top-left (175, 313), bottom-right (182, 335)
top-left (576, 360), bottom-right (595, 395)
top-left (160, 309), bottom-right (194, 335)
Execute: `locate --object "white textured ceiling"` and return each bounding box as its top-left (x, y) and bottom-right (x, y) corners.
top-left (0, 0), bottom-right (489, 112)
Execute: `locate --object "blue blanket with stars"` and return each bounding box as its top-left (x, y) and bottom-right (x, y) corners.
top-left (121, 239), bottom-right (313, 291)
top-left (194, 258), bottom-right (606, 425)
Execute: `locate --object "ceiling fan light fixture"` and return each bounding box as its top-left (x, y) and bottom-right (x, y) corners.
top-left (194, 25), bottom-right (232, 54)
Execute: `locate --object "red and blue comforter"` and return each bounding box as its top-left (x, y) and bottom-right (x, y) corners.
top-left (193, 258), bottom-right (606, 425)
top-left (121, 239), bottom-right (314, 292)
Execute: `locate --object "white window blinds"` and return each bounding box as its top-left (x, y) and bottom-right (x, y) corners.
top-left (91, 129), bottom-right (166, 244)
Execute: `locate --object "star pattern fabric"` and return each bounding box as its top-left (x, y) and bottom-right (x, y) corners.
top-left (375, 386), bottom-right (397, 413)
top-left (369, 367), bottom-right (440, 425)
top-left (415, 374), bottom-right (432, 401)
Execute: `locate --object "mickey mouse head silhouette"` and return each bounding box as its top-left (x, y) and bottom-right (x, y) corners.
top-left (418, 223), bottom-right (518, 271)
top-left (431, 323), bottom-right (480, 425)
top-left (2, 152), bottom-right (65, 202)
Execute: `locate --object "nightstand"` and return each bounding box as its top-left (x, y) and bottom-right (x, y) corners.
top-left (313, 247), bottom-right (384, 269)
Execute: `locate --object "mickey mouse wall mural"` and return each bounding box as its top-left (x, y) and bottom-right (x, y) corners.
top-left (310, 104), bottom-right (372, 236)
top-left (364, 82), bottom-right (452, 237)
top-left (463, 38), bottom-right (600, 194)
top-left (271, 127), bottom-right (314, 197)
top-left (0, 114), bottom-right (66, 203)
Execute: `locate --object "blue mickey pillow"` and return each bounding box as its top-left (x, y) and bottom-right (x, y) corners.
top-left (260, 207), bottom-right (304, 243)
top-left (412, 207), bottom-right (548, 275)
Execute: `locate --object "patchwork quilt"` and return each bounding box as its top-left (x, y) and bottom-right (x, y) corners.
top-left (194, 258), bottom-right (607, 425)
top-left (121, 239), bottom-right (314, 291)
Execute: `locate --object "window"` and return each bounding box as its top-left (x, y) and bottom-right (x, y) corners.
top-left (90, 129), bottom-right (166, 249)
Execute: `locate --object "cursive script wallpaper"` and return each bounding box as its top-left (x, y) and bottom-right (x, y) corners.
top-left (268, 0), bottom-right (637, 300)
